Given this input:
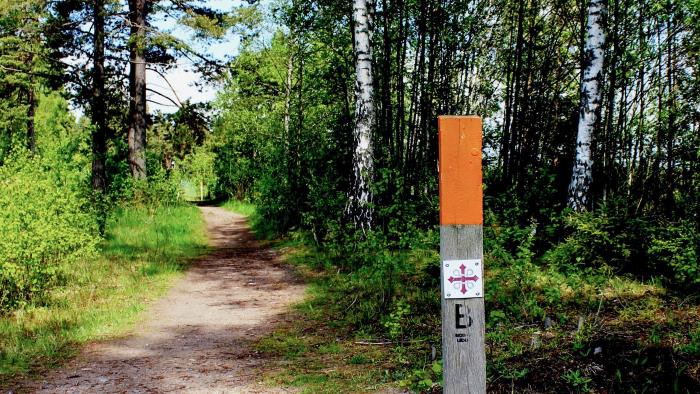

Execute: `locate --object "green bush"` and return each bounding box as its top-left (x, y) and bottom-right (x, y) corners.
top-left (544, 210), bottom-right (637, 270)
top-left (647, 222), bottom-right (699, 287)
top-left (175, 145), bottom-right (217, 201)
top-left (303, 228), bottom-right (440, 342)
top-left (111, 163), bottom-right (181, 208)
top-left (544, 205), bottom-right (699, 287)
top-left (0, 153), bottom-right (99, 312)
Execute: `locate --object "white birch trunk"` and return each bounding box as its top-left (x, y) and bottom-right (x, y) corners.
top-left (568, 0), bottom-right (606, 211)
top-left (349, 0), bottom-right (375, 230)
top-left (284, 52), bottom-right (293, 140)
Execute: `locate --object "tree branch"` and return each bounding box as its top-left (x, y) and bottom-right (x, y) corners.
top-left (146, 87), bottom-right (182, 108)
top-left (147, 67), bottom-right (183, 106)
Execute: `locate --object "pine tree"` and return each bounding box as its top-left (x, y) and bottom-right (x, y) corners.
top-left (127, 0), bottom-right (147, 180)
top-left (91, 0), bottom-right (108, 192)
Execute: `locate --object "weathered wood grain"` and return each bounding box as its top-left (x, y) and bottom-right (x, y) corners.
top-left (440, 225), bottom-right (486, 393)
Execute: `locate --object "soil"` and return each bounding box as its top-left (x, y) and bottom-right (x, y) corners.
top-left (16, 206), bottom-right (306, 394)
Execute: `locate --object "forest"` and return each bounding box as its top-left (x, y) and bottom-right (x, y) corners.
top-left (0, 0), bottom-right (699, 392)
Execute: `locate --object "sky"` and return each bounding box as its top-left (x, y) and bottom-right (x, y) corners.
top-left (146, 0), bottom-right (247, 114)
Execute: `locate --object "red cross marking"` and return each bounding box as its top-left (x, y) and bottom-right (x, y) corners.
top-left (448, 263), bottom-right (479, 294)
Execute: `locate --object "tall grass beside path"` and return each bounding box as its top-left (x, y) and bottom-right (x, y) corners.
top-left (0, 204), bottom-right (208, 382)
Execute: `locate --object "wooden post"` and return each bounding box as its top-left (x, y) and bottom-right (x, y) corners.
top-left (438, 116), bottom-right (486, 393)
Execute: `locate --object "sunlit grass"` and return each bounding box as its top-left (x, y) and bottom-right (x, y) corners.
top-left (257, 319), bottom-right (394, 394)
top-left (259, 232), bottom-right (699, 392)
top-left (0, 204), bottom-right (208, 381)
top-left (220, 199), bottom-right (280, 239)
top-left (219, 199), bottom-right (700, 392)
top-left (221, 199), bottom-right (257, 217)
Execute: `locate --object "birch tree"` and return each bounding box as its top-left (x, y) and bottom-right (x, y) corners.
top-left (568, 0), bottom-right (606, 211)
top-left (349, 0), bottom-right (375, 230)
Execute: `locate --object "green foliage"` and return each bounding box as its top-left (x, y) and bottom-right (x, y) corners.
top-left (177, 145), bottom-right (217, 201)
top-left (562, 369), bottom-right (592, 393)
top-left (0, 151), bottom-right (98, 312)
top-left (544, 203), bottom-right (700, 288)
top-left (212, 29), bottom-right (352, 236)
top-left (106, 143), bottom-right (184, 207)
top-left (398, 361), bottom-right (442, 392)
top-left (0, 204), bottom-right (207, 379)
top-left (149, 103), bottom-right (211, 161)
top-left (35, 92), bottom-right (88, 161)
top-left (647, 223), bottom-right (699, 287)
top-left (682, 323), bottom-right (700, 356)
top-left (212, 32), bottom-right (290, 201)
top-left (0, 0), bottom-right (61, 160)
top-left (115, 172), bottom-right (180, 208)
top-left (382, 300), bottom-right (410, 340)
top-left (544, 208), bottom-right (640, 270)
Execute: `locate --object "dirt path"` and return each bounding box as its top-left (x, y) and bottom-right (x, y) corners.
top-left (20, 206), bottom-right (305, 393)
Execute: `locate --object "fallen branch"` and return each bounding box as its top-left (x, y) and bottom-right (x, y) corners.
top-left (354, 339), bottom-right (428, 346)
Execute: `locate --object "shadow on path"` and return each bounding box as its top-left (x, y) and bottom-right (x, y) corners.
top-left (18, 207), bottom-right (305, 394)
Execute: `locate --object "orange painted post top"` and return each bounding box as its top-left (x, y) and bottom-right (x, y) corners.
top-left (438, 116), bottom-right (483, 225)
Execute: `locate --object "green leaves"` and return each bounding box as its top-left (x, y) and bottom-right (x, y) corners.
top-left (0, 152), bottom-right (99, 312)
top-left (178, 4), bottom-right (262, 41)
top-left (176, 145), bottom-right (217, 201)
top-left (542, 203), bottom-right (700, 288)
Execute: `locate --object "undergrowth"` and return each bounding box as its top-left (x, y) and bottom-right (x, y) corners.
top-left (0, 204), bottom-right (208, 382)
top-left (223, 200), bottom-right (700, 393)
top-left (221, 199), bottom-right (277, 239)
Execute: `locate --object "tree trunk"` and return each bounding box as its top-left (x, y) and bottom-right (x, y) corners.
top-left (500, 14), bottom-right (515, 186)
top-left (602, 0), bottom-right (620, 202)
top-left (664, 0), bottom-right (675, 214)
top-left (380, 0), bottom-right (393, 165)
top-left (26, 87), bottom-right (35, 155)
top-left (92, 0), bottom-right (108, 193)
top-left (283, 51), bottom-right (293, 143)
top-left (395, 0), bottom-right (406, 171)
top-left (506, 0), bottom-right (526, 187)
top-left (128, 0), bottom-right (147, 180)
top-left (568, 0), bottom-right (606, 211)
top-left (348, 0), bottom-right (375, 230)
top-left (632, 3), bottom-right (646, 209)
top-left (283, 44), bottom-right (296, 202)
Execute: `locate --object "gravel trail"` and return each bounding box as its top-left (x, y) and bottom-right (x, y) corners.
top-left (18, 206), bottom-right (305, 394)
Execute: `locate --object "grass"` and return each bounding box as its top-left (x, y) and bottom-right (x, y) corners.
top-left (221, 199), bottom-right (278, 239)
top-left (221, 199), bottom-right (399, 392)
top-left (255, 310), bottom-right (396, 393)
top-left (262, 242), bottom-right (700, 393)
top-left (0, 203), bottom-right (208, 383)
top-left (217, 199), bottom-right (700, 393)
top-left (221, 199), bottom-right (257, 217)
top-left (267, 256), bottom-right (699, 393)
top-left (249, 247), bottom-right (401, 393)
top-left (481, 262), bottom-right (700, 393)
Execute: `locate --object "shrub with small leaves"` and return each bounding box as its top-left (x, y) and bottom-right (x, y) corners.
top-left (647, 222), bottom-right (699, 287)
top-left (0, 153), bottom-right (99, 312)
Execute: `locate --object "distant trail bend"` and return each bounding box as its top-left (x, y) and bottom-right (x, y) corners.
top-left (20, 206), bottom-right (305, 394)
